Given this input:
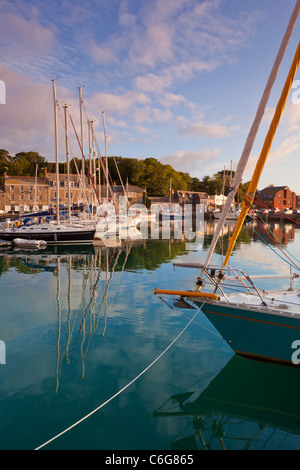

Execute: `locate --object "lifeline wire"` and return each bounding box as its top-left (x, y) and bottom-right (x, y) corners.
top-left (34, 303), bottom-right (204, 450)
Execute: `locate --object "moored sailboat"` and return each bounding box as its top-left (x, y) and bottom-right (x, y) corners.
top-left (154, 2), bottom-right (300, 366)
top-left (0, 80), bottom-right (96, 245)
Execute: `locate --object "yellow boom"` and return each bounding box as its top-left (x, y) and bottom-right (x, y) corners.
top-left (154, 289), bottom-right (220, 301)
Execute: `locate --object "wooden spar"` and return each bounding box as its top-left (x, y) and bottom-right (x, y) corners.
top-left (154, 289), bottom-right (220, 301)
top-left (223, 41), bottom-right (300, 267)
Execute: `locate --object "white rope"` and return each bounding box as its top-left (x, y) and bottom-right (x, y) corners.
top-left (34, 303), bottom-right (204, 450)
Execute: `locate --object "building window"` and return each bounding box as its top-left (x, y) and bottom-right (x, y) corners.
top-left (10, 186), bottom-right (14, 191)
top-left (38, 187), bottom-right (42, 192)
top-left (10, 195), bottom-right (14, 201)
top-left (20, 186), bottom-right (24, 192)
top-left (39, 195), bottom-right (43, 201)
top-left (20, 194), bottom-right (24, 200)
top-left (29, 195), bottom-right (33, 201)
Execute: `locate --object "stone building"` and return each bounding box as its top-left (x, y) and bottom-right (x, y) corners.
top-left (0, 171), bottom-right (145, 213)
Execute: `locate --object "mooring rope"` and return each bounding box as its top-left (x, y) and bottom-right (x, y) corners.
top-left (34, 302), bottom-right (205, 450)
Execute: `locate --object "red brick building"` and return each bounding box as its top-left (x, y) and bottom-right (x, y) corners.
top-left (255, 186), bottom-right (296, 211)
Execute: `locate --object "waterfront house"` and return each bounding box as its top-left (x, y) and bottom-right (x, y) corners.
top-left (254, 186), bottom-right (296, 211)
top-left (0, 171), bottom-right (146, 214)
top-left (1, 170), bottom-right (89, 213)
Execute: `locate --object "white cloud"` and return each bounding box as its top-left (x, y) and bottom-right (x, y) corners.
top-left (161, 148), bottom-right (221, 173)
top-left (0, 10), bottom-right (54, 56)
top-left (178, 121), bottom-right (239, 138)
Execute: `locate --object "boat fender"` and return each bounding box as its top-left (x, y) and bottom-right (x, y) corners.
top-left (14, 221), bottom-right (20, 228)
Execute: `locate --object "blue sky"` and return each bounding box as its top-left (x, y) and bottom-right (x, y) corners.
top-left (0, 0), bottom-right (300, 192)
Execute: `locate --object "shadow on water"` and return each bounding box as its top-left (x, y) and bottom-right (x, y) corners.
top-left (153, 354), bottom-right (300, 450)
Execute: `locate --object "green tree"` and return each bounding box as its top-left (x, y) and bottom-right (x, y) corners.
top-left (0, 149), bottom-right (12, 175)
top-left (11, 151), bottom-right (48, 176)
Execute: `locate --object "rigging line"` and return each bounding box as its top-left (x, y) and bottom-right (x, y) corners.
top-left (243, 198), bottom-right (300, 270)
top-left (68, 110), bottom-right (101, 206)
top-left (34, 303), bottom-right (204, 450)
top-left (244, 198), bottom-right (299, 262)
top-left (81, 101), bottom-right (116, 203)
top-left (56, 103), bottom-right (92, 214)
top-left (247, 203), bottom-right (300, 266)
top-left (106, 137), bottom-right (127, 196)
top-left (249, 209), bottom-right (300, 270)
top-left (244, 218), bottom-right (300, 271)
top-left (237, 189), bottom-right (300, 225)
top-left (179, 308), bottom-right (223, 338)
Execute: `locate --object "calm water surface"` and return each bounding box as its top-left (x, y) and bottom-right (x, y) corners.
top-left (1, 220), bottom-right (300, 450)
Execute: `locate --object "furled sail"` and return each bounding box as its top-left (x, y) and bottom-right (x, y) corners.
top-left (203, 0), bottom-right (300, 269)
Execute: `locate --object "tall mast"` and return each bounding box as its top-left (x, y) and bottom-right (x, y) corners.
top-left (64, 104), bottom-right (71, 222)
top-left (203, 0), bottom-right (300, 269)
top-left (78, 86), bottom-right (85, 211)
top-left (223, 40), bottom-right (300, 267)
top-left (52, 79), bottom-right (60, 225)
top-left (102, 111), bottom-right (108, 200)
top-left (91, 120), bottom-right (97, 212)
top-left (35, 163), bottom-right (38, 208)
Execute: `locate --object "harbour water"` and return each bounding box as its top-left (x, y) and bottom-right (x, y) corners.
top-left (1, 219), bottom-right (300, 450)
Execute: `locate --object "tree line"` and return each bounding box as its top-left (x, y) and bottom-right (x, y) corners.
top-left (0, 149), bottom-right (250, 200)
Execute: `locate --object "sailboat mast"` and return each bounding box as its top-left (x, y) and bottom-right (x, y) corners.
top-left (35, 163), bottom-right (38, 209)
top-left (64, 104), bottom-right (71, 221)
top-left (88, 119), bottom-right (92, 215)
top-left (91, 120), bottom-right (97, 212)
top-left (102, 111), bottom-right (108, 200)
top-left (203, 0), bottom-right (300, 269)
top-left (52, 79), bottom-right (60, 225)
top-left (223, 40), bottom-right (300, 267)
top-left (78, 86), bottom-right (85, 213)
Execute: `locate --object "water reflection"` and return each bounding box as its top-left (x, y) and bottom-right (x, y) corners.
top-left (0, 238), bottom-right (191, 390)
top-left (153, 355), bottom-right (300, 450)
top-left (1, 220), bottom-right (300, 450)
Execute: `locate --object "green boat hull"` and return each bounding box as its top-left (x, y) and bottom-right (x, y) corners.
top-left (198, 300), bottom-right (300, 366)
